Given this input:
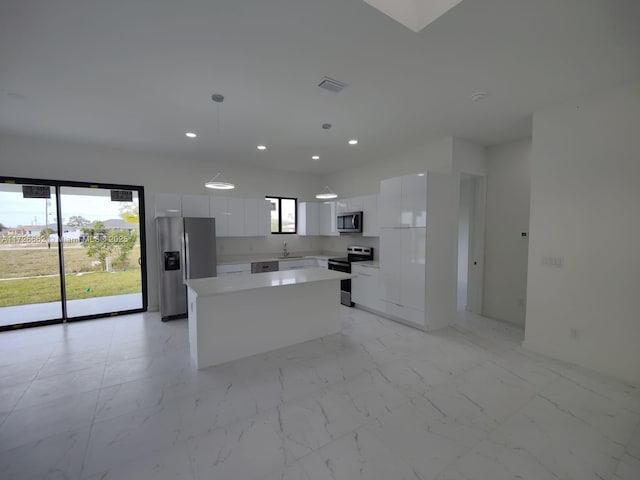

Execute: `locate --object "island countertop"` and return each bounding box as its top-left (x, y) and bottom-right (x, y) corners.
top-left (185, 267), bottom-right (351, 297)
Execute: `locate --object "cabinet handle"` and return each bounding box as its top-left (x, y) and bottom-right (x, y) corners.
top-left (395, 303), bottom-right (404, 308)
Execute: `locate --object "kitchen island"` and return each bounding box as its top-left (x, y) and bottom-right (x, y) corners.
top-left (185, 267), bottom-right (351, 369)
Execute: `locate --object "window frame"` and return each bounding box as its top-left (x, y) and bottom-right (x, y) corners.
top-left (266, 196), bottom-right (298, 234)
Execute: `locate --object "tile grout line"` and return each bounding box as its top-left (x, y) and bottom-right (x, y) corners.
top-left (0, 331), bottom-right (59, 428)
top-left (78, 321), bottom-right (116, 478)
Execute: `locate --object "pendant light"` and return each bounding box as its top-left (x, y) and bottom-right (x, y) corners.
top-left (205, 172), bottom-right (235, 190)
top-left (204, 94), bottom-right (235, 190)
top-left (315, 186), bottom-right (338, 200)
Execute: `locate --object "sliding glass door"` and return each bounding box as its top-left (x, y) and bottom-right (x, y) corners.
top-left (0, 177), bottom-right (147, 330)
top-left (0, 183), bottom-right (63, 328)
top-left (60, 186), bottom-right (143, 318)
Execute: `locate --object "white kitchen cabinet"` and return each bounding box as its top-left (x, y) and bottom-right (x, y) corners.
top-left (279, 258), bottom-right (317, 270)
top-left (379, 227), bottom-right (426, 326)
top-left (298, 202), bottom-right (320, 236)
top-left (379, 177), bottom-right (402, 227)
top-left (319, 201), bottom-right (338, 236)
top-left (362, 194), bottom-right (379, 237)
top-left (244, 198), bottom-right (259, 236)
top-left (379, 228), bottom-right (402, 305)
top-left (227, 197), bottom-right (245, 236)
top-left (351, 264), bottom-right (381, 311)
top-left (400, 227), bottom-right (426, 311)
top-left (155, 193), bottom-right (182, 217)
top-left (346, 196), bottom-right (364, 213)
top-left (401, 174), bottom-right (427, 227)
top-left (336, 196), bottom-right (363, 214)
top-left (210, 196), bottom-right (229, 237)
top-left (258, 199), bottom-right (271, 236)
top-left (181, 195), bottom-right (210, 218)
top-left (217, 263), bottom-right (251, 276)
top-left (379, 174), bottom-right (427, 228)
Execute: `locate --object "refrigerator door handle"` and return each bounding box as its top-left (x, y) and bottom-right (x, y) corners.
top-left (182, 231), bottom-right (190, 282)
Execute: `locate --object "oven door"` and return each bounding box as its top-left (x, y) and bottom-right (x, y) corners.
top-left (328, 261), bottom-right (353, 306)
top-left (339, 278), bottom-right (352, 306)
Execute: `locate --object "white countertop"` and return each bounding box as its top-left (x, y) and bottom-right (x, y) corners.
top-left (185, 267), bottom-right (351, 297)
top-left (354, 260), bottom-right (380, 268)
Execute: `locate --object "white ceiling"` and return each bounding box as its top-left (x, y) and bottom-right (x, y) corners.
top-left (1, 0), bottom-right (639, 174)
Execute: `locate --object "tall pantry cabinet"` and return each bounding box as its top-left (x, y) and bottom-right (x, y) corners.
top-left (378, 171), bottom-right (454, 330)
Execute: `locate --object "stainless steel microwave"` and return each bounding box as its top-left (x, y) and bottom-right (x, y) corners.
top-left (337, 211), bottom-right (363, 233)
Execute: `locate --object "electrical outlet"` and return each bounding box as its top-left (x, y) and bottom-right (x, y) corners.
top-left (541, 256), bottom-right (564, 267)
top-left (569, 327), bottom-right (579, 339)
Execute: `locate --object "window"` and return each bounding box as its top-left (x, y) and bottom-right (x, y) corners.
top-left (266, 196), bottom-right (297, 234)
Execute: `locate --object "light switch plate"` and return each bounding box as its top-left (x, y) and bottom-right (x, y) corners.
top-left (541, 256), bottom-right (564, 267)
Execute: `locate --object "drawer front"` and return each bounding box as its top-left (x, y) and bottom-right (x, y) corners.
top-left (217, 263), bottom-right (251, 274)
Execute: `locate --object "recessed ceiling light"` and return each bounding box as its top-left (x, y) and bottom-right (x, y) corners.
top-left (348, 139), bottom-right (358, 145)
top-left (257, 145), bottom-right (267, 150)
top-left (312, 155), bottom-right (320, 160)
top-left (418, 173), bottom-right (425, 176)
top-left (185, 132), bottom-right (197, 138)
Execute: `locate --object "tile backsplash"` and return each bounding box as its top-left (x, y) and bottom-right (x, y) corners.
top-left (216, 235), bottom-right (379, 259)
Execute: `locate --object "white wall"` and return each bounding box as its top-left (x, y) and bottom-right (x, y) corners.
top-left (483, 138), bottom-right (531, 326)
top-left (319, 137), bottom-right (454, 197)
top-left (523, 82), bottom-right (640, 385)
top-left (0, 133), bottom-right (319, 310)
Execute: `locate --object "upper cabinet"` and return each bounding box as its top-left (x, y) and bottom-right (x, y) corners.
top-left (258, 199), bottom-right (271, 236)
top-left (379, 173), bottom-right (426, 228)
top-left (226, 197), bottom-right (245, 237)
top-left (299, 202), bottom-right (320, 236)
top-left (210, 196), bottom-right (229, 237)
top-left (319, 201), bottom-right (338, 236)
top-left (155, 193), bottom-right (182, 217)
top-left (337, 196), bottom-right (364, 214)
top-left (182, 195), bottom-right (210, 218)
top-left (244, 198), bottom-right (271, 236)
top-left (244, 198), bottom-right (259, 236)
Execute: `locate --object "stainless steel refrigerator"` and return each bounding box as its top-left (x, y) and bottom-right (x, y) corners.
top-left (156, 217), bottom-right (217, 321)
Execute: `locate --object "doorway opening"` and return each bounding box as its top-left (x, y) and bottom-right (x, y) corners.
top-left (457, 174), bottom-right (485, 314)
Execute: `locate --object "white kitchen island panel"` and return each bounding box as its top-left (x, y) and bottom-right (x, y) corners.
top-left (185, 268), bottom-right (350, 369)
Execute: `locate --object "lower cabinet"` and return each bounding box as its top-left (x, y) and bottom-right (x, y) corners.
top-left (217, 263), bottom-right (251, 276)
top-left (279, 258), bottom-right (318, 270)
top-left (378, 227), bottom-right (426, 328)
top-left (351, 265), bottom-right (382, 311)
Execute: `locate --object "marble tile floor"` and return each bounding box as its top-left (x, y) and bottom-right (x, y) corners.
top-left (0, 307), bottom-right (638, 480)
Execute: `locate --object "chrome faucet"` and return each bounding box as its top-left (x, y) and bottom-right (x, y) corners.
top-left (282, 241), bottom-right (289, 258)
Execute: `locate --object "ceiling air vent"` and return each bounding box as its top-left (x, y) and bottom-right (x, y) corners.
top-left (318, 77), bottom-right (347, 93)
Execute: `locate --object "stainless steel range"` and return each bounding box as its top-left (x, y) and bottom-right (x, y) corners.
top-left (328, 245), bottom-right (374, 306)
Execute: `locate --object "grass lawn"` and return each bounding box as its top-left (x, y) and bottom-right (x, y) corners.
top-left (0, 245), bottom-right (141, 278)
top-left (0, 269), bottom-right (142, 307)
